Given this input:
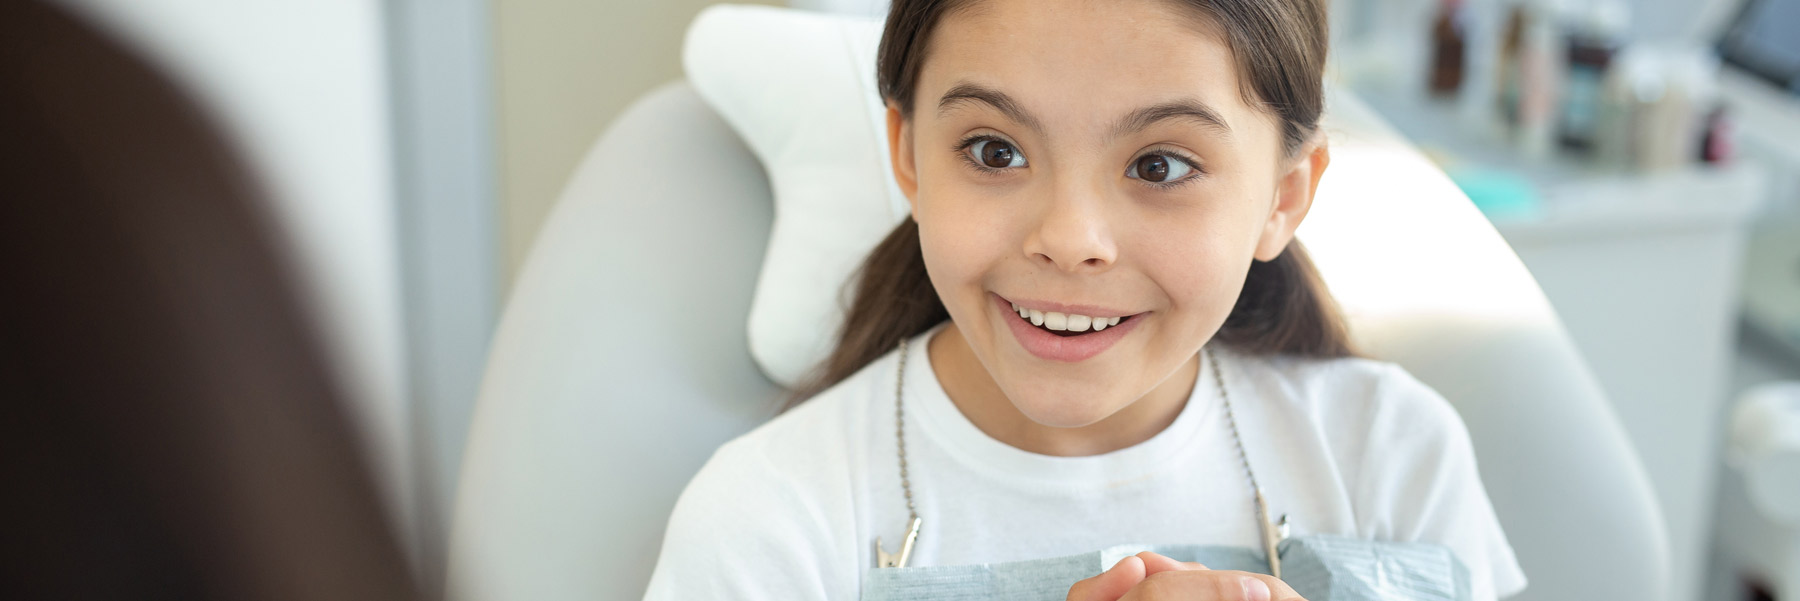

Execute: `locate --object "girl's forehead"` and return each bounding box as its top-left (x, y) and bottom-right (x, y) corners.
top-left (916, 0), bottom-right (1264, 145)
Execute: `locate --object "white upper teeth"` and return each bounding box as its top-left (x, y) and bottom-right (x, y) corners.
top-left (1011, 302), bottom-right (1123, 332)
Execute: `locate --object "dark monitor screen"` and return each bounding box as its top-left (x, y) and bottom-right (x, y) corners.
top-left (1720, 0), bottom-right (1800, 92)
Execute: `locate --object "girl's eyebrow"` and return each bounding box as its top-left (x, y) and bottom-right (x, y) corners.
top-left (1110, 99), bottom-right (1233, 140)
top-left (937, 82), bottom-right (1046, 136)
top-left (936, 80), bottom-right (1233, 142)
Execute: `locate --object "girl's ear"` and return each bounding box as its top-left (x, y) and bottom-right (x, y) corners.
top-left (886, 103), bottom-right (919, 214)
top-left (1254, 134), bottom-right (1329, 262)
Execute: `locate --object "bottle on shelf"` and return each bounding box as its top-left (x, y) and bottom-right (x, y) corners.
top-left (1429, 0), bottom-right (1468, 98)
top-left (1515, 0), bottom-right (1564, 160)
top-left (1497, 4), bottom-right (1527, 125)
top-left (1598, 45), bottom-right (1725, 172)
top-left (1557, 0), bottom-right (1629, 154)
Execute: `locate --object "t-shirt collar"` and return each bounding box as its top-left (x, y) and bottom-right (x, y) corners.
top-left (901, 320), bottom-right (1222, 490)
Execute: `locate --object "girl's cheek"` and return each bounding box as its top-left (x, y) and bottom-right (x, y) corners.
top-left (918, 221), bottom-right (989, 293)
top-left (928, 196), bottom-right (1017, 257)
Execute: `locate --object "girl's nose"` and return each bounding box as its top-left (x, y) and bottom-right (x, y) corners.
top-left (1023, 178), bottom-right (1118, 273)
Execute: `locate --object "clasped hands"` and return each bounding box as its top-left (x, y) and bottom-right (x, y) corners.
top-left (1065, 551), bottom-right (1307, 601)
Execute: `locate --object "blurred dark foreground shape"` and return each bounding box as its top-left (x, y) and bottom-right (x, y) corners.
top-left (0, 2), bottom-right (424, 600)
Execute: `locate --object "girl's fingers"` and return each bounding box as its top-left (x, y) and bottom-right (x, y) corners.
top-left (1242, 572), bottom-right (1306, 601)
top-left (1116, 570), bottom-right (1308, 601)
top-left (1066, 555), bottom-right (1147, 601)
top-left (1135, 551), bottom-right (1207, 576)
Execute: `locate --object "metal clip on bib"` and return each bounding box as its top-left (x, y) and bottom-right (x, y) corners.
top-left (1255, 488), bottom-right (1290, 578)
top-left (875, 516), bottom-right (921, 568)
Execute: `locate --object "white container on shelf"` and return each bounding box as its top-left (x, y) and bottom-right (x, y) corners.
top-left (1712, 382), bottom-right (1800, 601)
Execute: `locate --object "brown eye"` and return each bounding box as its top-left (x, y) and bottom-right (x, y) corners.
top-left (1127, 152), bottom-right (1194, 184)
top-left (970, 138), bottom-right (1025, 169)
top-left (1134, 155), bottom-right (1169, 182)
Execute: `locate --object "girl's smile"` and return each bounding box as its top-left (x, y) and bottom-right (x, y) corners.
top-left (991, 292), bottom-right (1147, 362)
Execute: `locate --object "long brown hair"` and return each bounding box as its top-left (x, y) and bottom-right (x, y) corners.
top-left (780, 0), bottom-right (1354, 412)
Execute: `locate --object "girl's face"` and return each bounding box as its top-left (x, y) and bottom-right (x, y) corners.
top-left (886, 0), bottom-right (1326, 428)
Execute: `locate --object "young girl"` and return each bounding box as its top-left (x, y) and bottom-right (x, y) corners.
top-left (644, 0), bottom-right (1526, 599)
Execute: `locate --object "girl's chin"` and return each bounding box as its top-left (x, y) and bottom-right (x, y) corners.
top-left (1006, 392), bottom-right (1122, 428)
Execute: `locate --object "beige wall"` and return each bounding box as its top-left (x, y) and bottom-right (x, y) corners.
top-left (494, 0), bottom-right (777, 288)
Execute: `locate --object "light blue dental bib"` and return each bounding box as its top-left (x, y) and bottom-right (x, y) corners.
top-left (861, 534), bottom-right (1472, 601)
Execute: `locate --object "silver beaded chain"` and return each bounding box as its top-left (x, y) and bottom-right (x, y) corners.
top-left (873, 337), bottom-right (922, 569)
top-left (1208, 347), bottom-right (1261, 510)
top-left (895, 336), bottom-right (917, 525)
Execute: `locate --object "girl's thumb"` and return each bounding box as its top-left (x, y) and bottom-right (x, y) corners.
top-left (1136, 550), bottom-right (1207, 576)
top-left (1069, 555), bottom-right (1146, 601)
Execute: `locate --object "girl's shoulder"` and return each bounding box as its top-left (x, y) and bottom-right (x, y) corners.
top-left (651, 379), bottom-right (870, 601)
top-left (1224, 349), bottom-right (1527, 600)
top-left (663, 350), bottom-right (897, 554)
top-left (1219, 345), bottom-right (1468, 447)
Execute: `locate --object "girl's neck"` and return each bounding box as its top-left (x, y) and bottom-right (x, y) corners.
top-left (926, 321), bottom-right (1201, 457)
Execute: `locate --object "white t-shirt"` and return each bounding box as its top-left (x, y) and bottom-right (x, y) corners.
top-left (641, 320), bottom-right (1528, 600)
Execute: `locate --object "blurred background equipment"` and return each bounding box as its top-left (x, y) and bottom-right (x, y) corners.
top-left (0, 2), bottom-right (422, 600)
top-left (1333, 0), bottom-right (1800, 599)
top-left (1717, 0), bottom-right (1800, 92)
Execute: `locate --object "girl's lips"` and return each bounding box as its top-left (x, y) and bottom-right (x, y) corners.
top-left (993, 292), bottom-right (1143, 362)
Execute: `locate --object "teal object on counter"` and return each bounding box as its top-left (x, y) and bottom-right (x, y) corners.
top-left (1446, 167), bottom-right (1541, 222)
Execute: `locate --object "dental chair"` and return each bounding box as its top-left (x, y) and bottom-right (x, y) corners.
top-left (446, 8), bottom-right (1667, 601)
